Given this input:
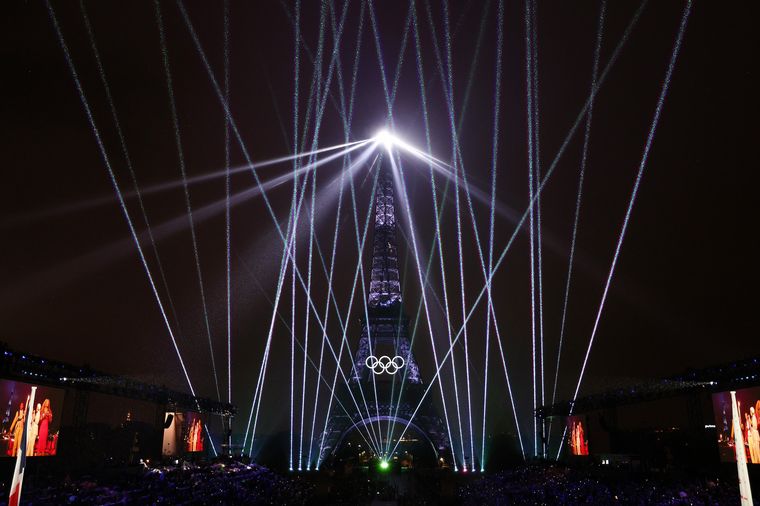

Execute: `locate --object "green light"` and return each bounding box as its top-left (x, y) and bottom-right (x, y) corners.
top-left (379, 460), bottom-right (390, 471)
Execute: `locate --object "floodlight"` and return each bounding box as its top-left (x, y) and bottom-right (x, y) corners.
top-left (374, 129), bottom-right (396, 149)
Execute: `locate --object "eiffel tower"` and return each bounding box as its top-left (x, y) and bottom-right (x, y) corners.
top-left (318, 164), bottom-right (451, 467)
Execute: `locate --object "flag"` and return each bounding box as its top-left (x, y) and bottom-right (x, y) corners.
top-left (730, 391), bottom-right (754, 506)
top-left (8, 386), bottom-right (36, 506)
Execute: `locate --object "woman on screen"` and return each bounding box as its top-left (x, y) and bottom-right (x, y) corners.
top-left (36, 398), bottom-right (52, 456)
top-left (748, 406), bottom-right (760, 464)
top-left (578, 422), bottom-right (588, 456)
top-left (26, 403), bottom-right (40, 456)
top-left (570, 422), bottom-right (577, 455)
top-left (571, 422), bottom-right (579, 455)
top-left (194, 419), bottom-right (203, 451)
top-left (190, 419), bottom-right (197, 452)
top-left (9, 402), bottom-right (25, 457)
top-left (188, 418), bottom-right (202, 452)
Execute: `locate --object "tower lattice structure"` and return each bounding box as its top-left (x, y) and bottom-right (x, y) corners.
top-left (318, 164), bottom-right (451, 465)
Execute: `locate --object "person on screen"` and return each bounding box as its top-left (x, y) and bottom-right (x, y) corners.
top-left (186, 420), bottom-right (193, 452)
top-left (570, 421), bottom-right (583, 456)
top-left (571, 422), bottom-right (579, 455)
top-left (26, 403), bottom-right (41, 456)
top-left (747, 406), bottom-right (760, 464)
top-left (578, 422), bottom-right (588, 456)
top-left (36, 398), bottom-right (52, 456)
top-left (9, 402), bottom-right (25, 457)
top-left (194, 419), bottom-right (203, 451)
top-left (189, 419), bottom-right (197, 452)
top-left (569, 422), bottom-right (577, 455)
top-left (188, 418), bottom-right (202, 452)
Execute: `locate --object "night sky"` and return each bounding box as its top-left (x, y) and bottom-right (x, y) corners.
top-left (1, 0), bottom-right (755, 448)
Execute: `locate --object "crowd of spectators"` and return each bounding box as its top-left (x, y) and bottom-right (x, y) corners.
top-left (458, 465), bottom-right (740, 505)
top-left (7, 460), bottom-right (745, 505)
top-left (20, 460), bottom-right (313, 505)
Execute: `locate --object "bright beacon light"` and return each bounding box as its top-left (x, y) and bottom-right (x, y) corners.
top-left (379, 459), bottom-right (390, 471)
top-left (373, 129), bottom-right (452, 173)
top-left (374, 129), bottom-right (396, 150)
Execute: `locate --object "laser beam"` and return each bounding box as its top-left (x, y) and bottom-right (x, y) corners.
top-left (389, 0), bottom-right (652, 457)
top-left (47, 0), bottom-right (214, 456)
top-left (548, 0), bottom-right (606, 449)
top-left (557, 0), bottom-right (692, 460)
top-left (155, 0), bottom-right (221, 402)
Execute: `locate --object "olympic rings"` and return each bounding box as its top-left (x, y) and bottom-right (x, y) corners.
top-left (365, 355), bottom-right (406, 375)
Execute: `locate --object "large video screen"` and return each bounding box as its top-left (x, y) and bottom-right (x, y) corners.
top-left (1, 379), bottom-right (65, 457)
top-left (567, 415), bottom-right (589, 456)
top-left (162, 411), bottom-right (205, 456)
top-left (712, 387), bottom-right (760, 464)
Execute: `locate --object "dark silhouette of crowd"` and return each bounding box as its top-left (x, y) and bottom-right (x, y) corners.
top-left (458, 465), bottom-right (740, 505)
top-left (20, 460), bottom-right (313, 505)
top-left (6, 460), bottom-right (745, 505)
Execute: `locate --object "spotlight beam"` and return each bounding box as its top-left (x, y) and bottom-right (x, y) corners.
top-left (349, 160), bottom-right (387, 456)
top-left (155, 0), bottom-right (221, 401)
top-left (223, 0), bottom-right (231, 408)
top-left (176, 0), bottom-right (367, 313)
top-left (278, 0), bottom-right (345, 121)
top-left (132, 139), bottom-right (370, 199)
top-left (424, 0), bottom-right (522, 467)
top-left (367, 0), bottom-right (414, 122)
top-left (345, 1), bottom-right (413, 443)
top-left (386, 1), bottom-right (496, 467)
top-left (531, 0), bottom-right (546, 446)
top-left (30, 176), bottom-right (345, 302)
top-left (316, 0), bottom-right (406, 464)
top-left (118, 162), bottom-right (371, 277)
top-left (528, 0), bottom-right (548, 458)
top-left (248, 0), bottom-right (308, 459)
top-left (293, 0), bottom-right (390, 465)
top-left (0, 139), bottom-right (369, 226)
top-left (243, 182), bottom-right (299, 456)
top-left (406, 5), bottom-right (469, 460)
top-left (296, 0), bottom-right (328, 472)
top-left (302, 161), bottom-right (386, 458)
top-left (296, 0), bottom-right (354, 470)
top-left (409, 147), bottom-right (527, 462)
top-left (388, 151), bottom-right (458, 471)
top-left (389, 0), bottom-right (652, 457)
top-left (287, 153), bottom-right (388, 459)
top-left (247, 149), bottom-right (383, 457)
top-left (524, 0), bottom-right (539, 457)
top-left (237, 252), bottom-right (379, 457)
top-left (46, 0), bottom-right (217, 456)
top-left (318, 159), bottom-right (385, 464)
top-left (440, 0), bottom-right (477, 470)
top-left (309, 0), bottom-right (367, 470)
top-left (287, 1), bottom-right (344, 463)
top-left (306, 155), bottom-right (345, 469)
top-left (368, 0), bottom-right (461, 468)
top-left (350, 0), bottom-right (440, 460)
top-left (304, 2), bottom-right (336, 458)
top-left (420, 0), bottom-right (476, 468)
top-left (557, 0), bottom-right (692, 460)
top-left (285, 151), bottom-right (386, 458)
top-left (176, 2), bottom-right (386, 457)
top-left (290, 212), bottom-right (297, 470)
top-left (547, 0), bottom-right (606, 448)
top-left (483, 0), bottom-right (506, 469)
top-left (78, 1), bottom-right (185, 358)
top-left (245, 148), bottom-right (372, 456)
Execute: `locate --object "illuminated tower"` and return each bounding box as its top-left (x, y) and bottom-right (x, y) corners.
top-left (352, 166), bottom-right (421, 384)
top-left (318, 165), bottom-right (450, 466)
